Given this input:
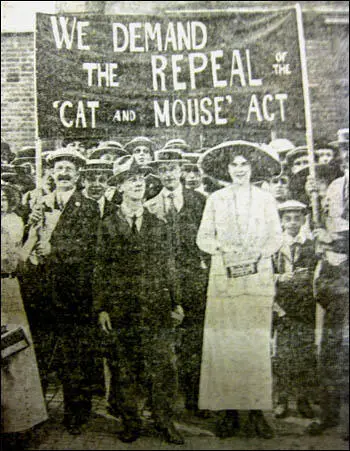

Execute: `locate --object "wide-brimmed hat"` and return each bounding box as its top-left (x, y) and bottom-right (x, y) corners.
top-left (278, 200), bottom-right (307, 213)
top-left (124, 137), bottom-right (154, 155)
top-left (150, 149), bottom-right (186, 167)
top-left (328, 128), bottom-right (349, 149)
top-left (1, 164), bottom-right (35, 191)
top-left (88, 144), bottom-right (127, 160)
top-left (45, 148), bottom-right (86, 168)
top-left (80, 159), bottom-right (113, 174)
top-left (199, 140), bottom-right (281, 184)
top-left (163, 139), bottom-right (190, 152)
top-left (108, 155), bottom-right (151, 186)
top-left (289, 162), bottom-right (342, 202)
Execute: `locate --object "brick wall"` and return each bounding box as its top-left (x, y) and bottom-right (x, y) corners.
top-left (1, 33), bottom-right (36, 153)
top-left (1, 11), bottom-right (348, 154)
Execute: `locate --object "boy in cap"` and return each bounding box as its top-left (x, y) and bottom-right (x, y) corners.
top-left (94, 155), bottom-right (184, 445)
top-left (81, 159), bottom-right (113, 218)
top-left (273, 200), bottom-right (318, 420)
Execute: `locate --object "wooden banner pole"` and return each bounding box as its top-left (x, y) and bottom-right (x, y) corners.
top-left (295, 3), bottom-right (320, 227)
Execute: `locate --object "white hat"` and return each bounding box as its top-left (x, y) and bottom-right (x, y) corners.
top-left (278, 200), bottom-right (307, 212)
top-left (46, 148), bottom-right (86, 167)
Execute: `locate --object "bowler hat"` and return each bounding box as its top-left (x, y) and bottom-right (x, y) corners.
top-left (108, 155), bottom-right (151, 186)
top-left (199, 140), bottom-right (281, 184)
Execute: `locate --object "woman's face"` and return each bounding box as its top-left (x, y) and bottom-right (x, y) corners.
top-left (228, 155), bottom-right (252, 185)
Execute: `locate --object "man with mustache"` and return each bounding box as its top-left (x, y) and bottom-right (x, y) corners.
top-left (28, 148), bottom-right (100, 435)
top-left (145, 149), bottom-right (209, 417)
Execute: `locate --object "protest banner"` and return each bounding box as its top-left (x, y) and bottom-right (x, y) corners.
top-left (35, 8), bottom-right (307, 145)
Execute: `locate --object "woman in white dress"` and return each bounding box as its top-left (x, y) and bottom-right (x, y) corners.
top-left (1, 181), bottom-right (48, 447)
top-left (197, 141), bottom-right (283, 438)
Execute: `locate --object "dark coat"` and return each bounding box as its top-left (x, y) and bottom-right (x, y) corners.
top-left (93, 207), bottom-right (174, 329)
top-left (44, 190), bottom-right (100, 324)
top-left (273, 238), bottom-right (317, 325)
top-left (145, 187), bottom-right (209, 315)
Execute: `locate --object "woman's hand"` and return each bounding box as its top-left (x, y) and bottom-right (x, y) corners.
top-left (99, 311), bottom-right (112, 334)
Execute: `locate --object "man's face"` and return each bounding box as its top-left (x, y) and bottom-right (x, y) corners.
top-left (269, 175), bottom-right (290, 201)
top-left (183, 167), bottom-right (202, 190)
top-left (119, 173), bottom-right (146, 201)
top-left (132, 146), bottom-right (152, 166)
top-left (281, 211), bottom-right (305, 237)
top-left (52, 160), bottom-right (79, 191)
top-left (228, 155), bottom-right (252, 185)
top-left (83, 171), bottom-right (110, 201)
top-left (158, 163), bottom-right (182, 191)
top-left (316, 149), bottom-right (334, 165)
top-left (292, 156), bottom-right (309, 174)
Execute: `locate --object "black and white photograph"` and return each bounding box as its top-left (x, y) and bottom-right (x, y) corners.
top-left (1, 1), bottom-right (349, 449)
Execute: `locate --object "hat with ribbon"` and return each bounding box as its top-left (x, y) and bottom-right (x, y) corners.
top-left (80, 159), bottom-right (113, 173)
top-left (88, 142), bottom-right (127, 160)
top-left (124, 137), bottom-right (154, 155)
top-left (11, 146), bottom-right (36, 166)
top-left (45, 148), bottom-right (86, 168)
top-left (150, 149), bottom-right (186, 167)
top-left (163, 139), bottom-right (190, 152)
top-left (199, 140), bottom-right (281, 184)
top-left (108, 155), bottom-right (151, 186)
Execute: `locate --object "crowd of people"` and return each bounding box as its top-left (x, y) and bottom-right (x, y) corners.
top-left (1, 129), bottom-right (349, 447)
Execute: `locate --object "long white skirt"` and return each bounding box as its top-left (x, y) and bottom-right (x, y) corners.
top-left (1, 278), bottom-right (48, 433)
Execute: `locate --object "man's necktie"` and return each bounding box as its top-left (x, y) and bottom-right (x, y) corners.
top-left (131, 214), bottom-right (138, 234)
top-left (290, 242), bottom-right (299, 263)
top-left (166, 193), bottom-right (177, 224)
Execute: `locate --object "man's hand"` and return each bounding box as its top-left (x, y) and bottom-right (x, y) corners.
top-left (312, 228), bottom-right (333, 244)
top-left (28, 205), bottom-right (44, 227)
top-left (305, 175), bottom-right (319, 197)
top-left (35, 240), bottom-right (51, 257)
top-left (171, 305), bottom-right (184, 327)
top-left (99, 311), bottom-right (112, 334)
top-left (278, 272), bottom-right (294, 283)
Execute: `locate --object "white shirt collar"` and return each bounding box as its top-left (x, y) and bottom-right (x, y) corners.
top-left (56, 188), bottom-right (75, 206)
top-left (282, 230), bottom-right (306, 246)
top-left (120, 202), bottom-right (144, 219)
top-left (161, 184), bottom-right (184, 212)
